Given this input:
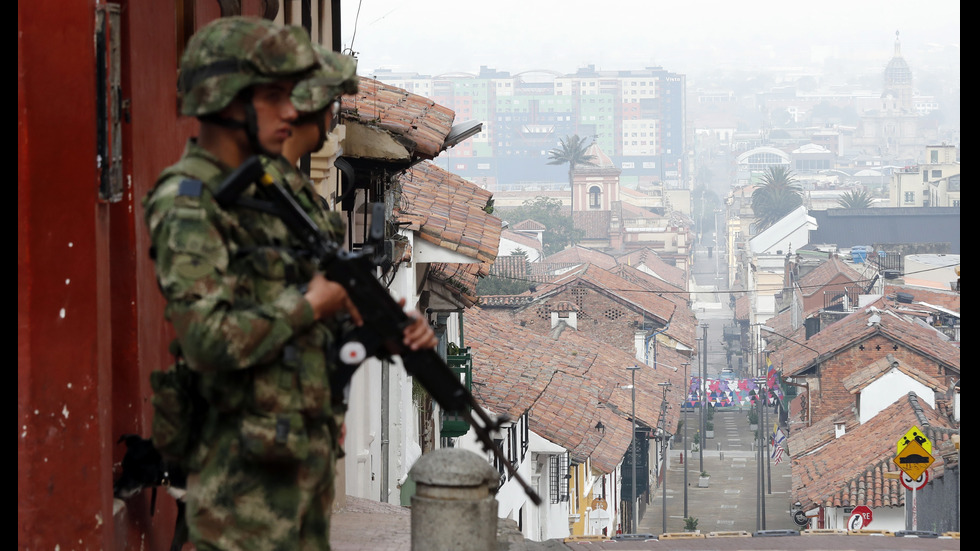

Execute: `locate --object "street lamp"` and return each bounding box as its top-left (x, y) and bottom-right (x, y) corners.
top-left (627, 364), bottom-right (641, 534)
top-left (699, 323), bottom-right (708, 472)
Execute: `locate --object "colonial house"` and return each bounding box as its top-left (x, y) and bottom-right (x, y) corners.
top-left (460, 306), bottom-right (686, 539)
top-left (766, 302), bottom-right (960, 428)
top-left (789, 390), bottom-right (958, 532)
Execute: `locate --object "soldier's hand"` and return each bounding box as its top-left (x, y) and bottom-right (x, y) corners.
top-left (304, 273), bottom-right (363, 326)
top-left (398, 298), bottom-right (438, 351)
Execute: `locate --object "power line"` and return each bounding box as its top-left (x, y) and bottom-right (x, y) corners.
top-left (478, 262), bottom-right (960, 297)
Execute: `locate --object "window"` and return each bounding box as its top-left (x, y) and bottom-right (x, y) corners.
top-left (589, 186), bottom-right (601, 209)
top-left (550, 454), bottom-right (570, 503)
top-left (931, 170), bottom-right (942, 179)
top-left (904, 191), bottom-right (916, 204)
top-left (931, 150), bottom-right (939, 163)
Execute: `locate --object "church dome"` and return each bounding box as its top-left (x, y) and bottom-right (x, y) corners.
top-left (883, 31), bottom-right (912, 88)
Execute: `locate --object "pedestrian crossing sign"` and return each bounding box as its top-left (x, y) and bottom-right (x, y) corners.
top-left (896, 426), bottom-right (932, 455)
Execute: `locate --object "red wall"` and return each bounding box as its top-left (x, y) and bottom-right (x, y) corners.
top-left (19, 1), bottom-right (209, 548)
top-left (20, 2), bottom-right (330, 548)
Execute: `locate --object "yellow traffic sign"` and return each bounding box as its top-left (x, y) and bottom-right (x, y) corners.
top-left (894, 439), bottom-right (934, 480)
top-left (896, 426), bottom-right (932, 455)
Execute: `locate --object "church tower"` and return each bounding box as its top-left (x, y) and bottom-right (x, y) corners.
top-left (882, 30), bottom-right (914, 114)
top-left (572, 142), bottom-right (620, 212)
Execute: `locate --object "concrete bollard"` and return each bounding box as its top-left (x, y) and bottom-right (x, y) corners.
top-left (409, 448), bottom-right (500, 551)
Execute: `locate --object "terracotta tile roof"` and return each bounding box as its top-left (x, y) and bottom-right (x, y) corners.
top-left (340, 77), bottom-right (455, 161)
top-left (797, 256), bottom-right (864, 297)
top-left (610, 264), bottom-right (689, 307)
top-left (394, 161), bottom-right (501, 305)
top-left (791, 392), bottom-right (957, 510)
top-left (479, 295), bottom-right (534, 308)
top-left (609, 264), bottom-right (695, 350)
top-left (734, 295), bottom-right (750, 321)
top-left (429, 263), bottom-right (482, 306)
top-left (785, 407), bottom-right (859, 457)
top-left (396, 161), bottom-right (501, 268)
top-left (541, 245), bottom-right (618, 270)
top-left (769, 305), bottom-right (960, 379)
top-left (465, 307), bottom-right (685, 473)
top-left (537, 263), bottom-right (676, 328)
top-left (513, 219), bottom-right (546, 232)
top-left (572, 210), bottom-right (612, 239)
top-left (842, 354), bottom-right (944, 396)
top-left (488, 254), bottom-right (530, 280)
top-left (615, 248), bottom-right (688, 290)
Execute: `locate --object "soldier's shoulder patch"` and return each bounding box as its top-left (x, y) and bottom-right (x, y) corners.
top-left (177, 179), bottom-right (204, 198)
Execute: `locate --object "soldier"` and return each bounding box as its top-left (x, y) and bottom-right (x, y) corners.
top-left (259, 43), bottom-right (359, 521)
top-left (143, 16), bottom-right (436, 550)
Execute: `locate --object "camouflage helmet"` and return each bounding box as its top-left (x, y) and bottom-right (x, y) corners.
top-left (178, 16), bottom-right (319, 117)
top-left (290, 45), bottom-right (359, 114)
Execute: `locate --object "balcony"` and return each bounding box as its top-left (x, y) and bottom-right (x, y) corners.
top-left (440, 348), bottom-right (473, 438)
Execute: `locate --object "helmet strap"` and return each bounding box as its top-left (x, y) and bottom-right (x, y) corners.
top-left (239, 88), bottom-right (278, 158)
top-left (198, 88), bottom-right (277, 158)
top-left (294, 108), bottom-right (329, 154)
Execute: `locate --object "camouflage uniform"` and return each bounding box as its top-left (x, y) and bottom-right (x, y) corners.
top-left (143, 17), bottom-right (350, 551)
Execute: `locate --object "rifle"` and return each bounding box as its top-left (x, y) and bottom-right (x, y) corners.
top-left (215, 156), bottom-right (542, 506)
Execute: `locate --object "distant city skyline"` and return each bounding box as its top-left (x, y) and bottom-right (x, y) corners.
top-left (341, 0), bottom-right (959, 81)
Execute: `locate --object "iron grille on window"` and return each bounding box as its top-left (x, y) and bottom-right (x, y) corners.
top-left (550, 454), bottom-right (570, 503)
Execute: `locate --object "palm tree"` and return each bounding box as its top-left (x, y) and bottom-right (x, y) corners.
top-left (751, 165), bottom-right (803, 230)
top-left (836, 188), bottom-right (874, 209)
top-left (546, 134), bottom-right (596, 214)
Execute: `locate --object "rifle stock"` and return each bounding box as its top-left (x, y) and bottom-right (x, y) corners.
top-left (215, 156), bottom-right (542, 506)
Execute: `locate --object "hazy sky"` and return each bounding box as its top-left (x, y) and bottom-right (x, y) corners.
top-left (340, 0), bottom-right (959, 80)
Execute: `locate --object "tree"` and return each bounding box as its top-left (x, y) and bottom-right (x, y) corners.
top-left (751, 166), bottom-right (803, 230)
top-left (546, 134), bottom-right (596, 214)
top-left (836, 188), bottom-right (874, 209)
top-left (476, 249), bottom-right (532, 296)
top-left (504, 196), bottom-right (584, 256)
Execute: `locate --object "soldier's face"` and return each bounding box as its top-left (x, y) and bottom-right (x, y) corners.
top-left (250, 81), bottom-right (299, 155)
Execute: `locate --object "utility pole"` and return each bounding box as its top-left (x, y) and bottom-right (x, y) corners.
top-left (699, 323), bottom-right (708, 472)
top-left (627, 364), bottom-right (641, 534)
top-left (681, 362), bottom-right (690, 519)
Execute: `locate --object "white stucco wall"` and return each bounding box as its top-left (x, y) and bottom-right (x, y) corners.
top-left (824, 505), bottom-right (906, 532)
top-left (859, 369), bottom-right (936, 422)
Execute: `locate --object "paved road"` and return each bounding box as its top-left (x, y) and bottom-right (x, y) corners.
top-left (638, 408), bottom-right (796, 537)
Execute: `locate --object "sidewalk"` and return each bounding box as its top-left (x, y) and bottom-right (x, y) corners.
top-left (329, 495), bottom-right (563, 551)
top-left (330, 496), bottom-right (411, 551)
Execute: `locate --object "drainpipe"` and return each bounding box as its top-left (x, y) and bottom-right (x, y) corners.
top-left (381, 358), bottom-right (389, 503)
top-left (644, 320), bottom-right (671, 368)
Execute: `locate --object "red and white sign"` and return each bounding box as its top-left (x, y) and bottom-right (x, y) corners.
top-left (901, 470), bottom-right (929, 491)
top-left (848, 505), bottom-right (873, 530)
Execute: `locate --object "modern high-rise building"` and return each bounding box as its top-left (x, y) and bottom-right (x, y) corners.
top-left (367, 64), bottom-right (687, 194)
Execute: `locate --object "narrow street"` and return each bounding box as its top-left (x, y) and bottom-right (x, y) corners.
top-left (638, 217), bottom-right (798, 535)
